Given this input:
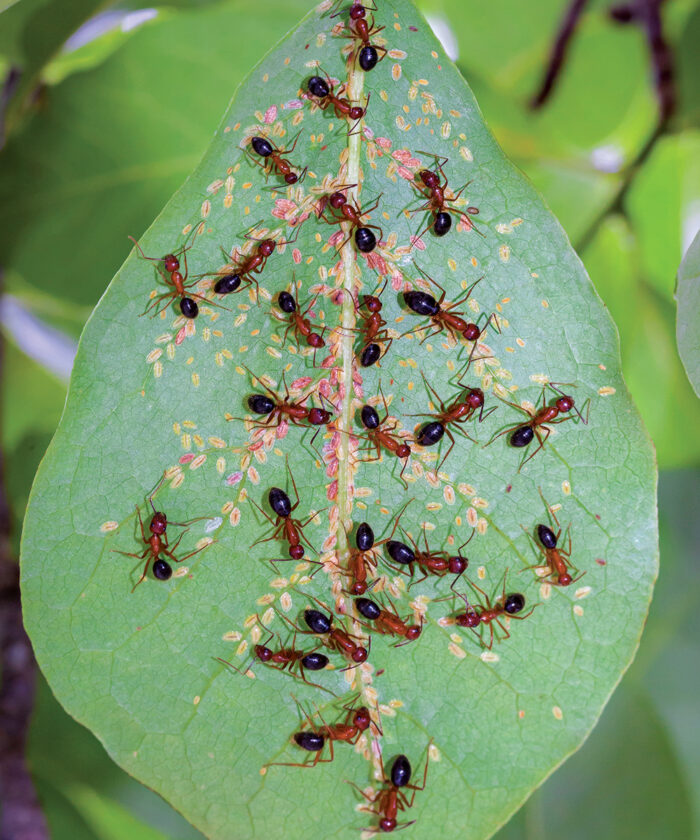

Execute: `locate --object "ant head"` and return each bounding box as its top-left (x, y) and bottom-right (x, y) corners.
top-left (555, 395), bottom-right (574, 413)
top-left (352, 646), bottom-right (368, 663)
top-left (463, 323), bottom-right (480, 341)
top-left (150, 512), bottom-right (167, 534)
top-left (308, 407), bottom-right (331, 425)
top-left (258, 239), bottom-right (276, 256)
top-left (284, 172), bottom-right (299, 185)
top-left (349, 105), bottom-right (365, 120)
top-left (289, 545), bottom-right (305, 560)
top-left (396, 443), bottom-right (411, 459)
top-left (420, 169), bottom-right (439, 189)
top-left (163, 254), bottom-right (179, 272)
top-left (308, 332), bottom-right (325, 348)
top-left (354, 706), bottom-right (371, 730)
top-left (449, 555), bottom-right (468, 575)
top-left (457, 610), bottom-right (480, 628)
top-left (558, 573), bottom-right (573, 586)
top-left (466, 388), bottom-right (484, 409)
top-left (363, 294), bottom-right (382, 312)
top-left (255, 645), bottom-right (273, 662)
top-left (329, 190), bottom-right (347, 209)
top-left (406, 625), bottom-right (421, 641)
top-left (350, 3), bottom-right (366, 19)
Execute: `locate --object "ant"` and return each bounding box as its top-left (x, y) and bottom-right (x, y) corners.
top-left (274, 281), bottom-right (327, 361)
top-left (218, 221), bottom-right (301, 298)
top-left (447, 575), bottom-right (538, 649)
top-left (216, 615), bottom-right (334, 694)
top-left (346, 746), bottom-right (431, 834)
top-left (486, 382), bottom-right (590, 470)
top-left (129, 228), bottom-right (223, 319)
top-left (408, 372), bottom-right (494, 474)
top-left (522, 489), bottom-right (584, 587)
top-left (353, 280), bottom-right (393, 366)
top-left (264, 693), bottom-right (380, 769)
top-left (306, 71), bottom-right (369, 134)
top-left (354, 592), bottom-right (423, 647)
top-left (358, 388), bottom-right (411, 489)
top-left (234, 366), bottom-right (333, 436)
top-left (403, 267), bottom-right (498, 347)
top-left (111, 476), bottom-right (212, 590)
top-left (319, 185), bottom-right (383, 253)
top-left (250, 460), bottom-right (327, 559)
top-left (247, 133), bottom-right (307, 185)
top-left (342, 520), bottom-right (392, 595)
top-left (408, 151), bottom-right (482, 242)
top-left (332, 1), bottom-right (387, 72)
top-left (280, 592), bottom-right (369, 666)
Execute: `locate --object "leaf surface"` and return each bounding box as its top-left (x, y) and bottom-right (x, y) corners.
top-left (676, 228), bottom-right (700, 397)
top-left (21, 1), bottom-right (657, 838)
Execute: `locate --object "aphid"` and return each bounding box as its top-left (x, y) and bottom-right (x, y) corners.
top-left (522, 489), bottom-right (584, 587)
top-left (319, 185), bottom-right (383, 253)
top-left (280, 592), bottom-right (369, 665)
top-left (216, 616), bottom-right (333, 693)
top-left (354, 594), bottom-right (423, 647)
top-left (346, 746), bottom-right (431, 833)
top-left (233, 366), bottom-right (333, 437)
top-left (306, 71), bottom-right (369, 133)
top-left (408, 372), bottom-right (494, 474)
top-left (217, 221), bottom-right (301, 298)
top-left (358, 387), bottom-right (411, 489)
top-left (129, 228), bottom-right (222, 319)
top-left (247, 132), bottom-right (307, 185)
top-left (264, 693), bottom-right (380, 769)
top-left (449, 575), bottom-right (537, 649)
top-left (333, 1), bottom-right (387, 71)
top-left (403, 267), bottom-right (498, 347)
top-left (408, 150), bottom-right (482, 242)
top-left (274, 281), bottom-right (326, 361)
top-left (250, 460), bottom-right (326, 559)
top-left (111, 479), bottom-right (211, 590)
top-left (486, 382), bottom-right (590, 470)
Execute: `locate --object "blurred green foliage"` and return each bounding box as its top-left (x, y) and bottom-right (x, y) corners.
top-left (1, 0), bottom-right (698, 837)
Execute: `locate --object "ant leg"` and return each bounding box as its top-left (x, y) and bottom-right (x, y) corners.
top-left (517, 426), bottom-right (551, 471)
top-left (133, 505), bottom-right (148, 543)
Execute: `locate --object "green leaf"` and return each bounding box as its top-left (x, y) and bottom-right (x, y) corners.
top-left (676, 229), bottom-right (700, 397)
top-left (21, 1), bottom-right (657, 838)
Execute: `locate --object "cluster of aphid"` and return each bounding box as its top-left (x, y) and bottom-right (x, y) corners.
top-left (115, 0), bottom-right (593, 832)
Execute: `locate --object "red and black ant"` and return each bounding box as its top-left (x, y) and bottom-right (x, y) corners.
top-left (332, 1), bottom-right (387, 71)
top-left (250, 460), bottom-right (327, 560)
top-left (306, 72), bottom-right (370, 134)
top-left (358, 387), bottom-right (411, 489)
top-left (129, 227), bottom-right (225, 319)
top-left (408, 150), bottom-right (482, 242)
top-left (247, 133), bottom-right (307, 185)
top-left (274, 280), bottom-right (327, 361)
top-left (279, 591), bottom-right (370, 666)
top-left (341, 520), bottom-right (392, 595)
top-left (354, 592), bottom-right (423, 647)
top-left (522, 489), bottom-right (584, 587)
top-left (217, 221), bottom-right (301, 298)
top-left (346, 746), bottom-right (431, 834)
top-left (447, 574), bottom-right (538, 649)
top-left (216, 614), bottom-right (334, 694)
top-left (319, 185), bottom-right (383, 253)
top-left (111, 476), bottom-right (212, 590)
top-left (351, 279), bottom-right (393, 366)
top-left (403, 267), bottom-right (498, 348)
top-left (408, 372), bottom-right (494, 475)
top-left (486, 382), bottom-right (590, 470)
top-left (264, 693), bottom-right (381, 769)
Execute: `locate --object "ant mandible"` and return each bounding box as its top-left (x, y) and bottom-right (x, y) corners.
top-left (522, 489), bottom-right (584, 587)
top-left (306, 72), bottom-right (370, 134)
top-left (346, 745), bottom-right (431, 833)
top-left (354, 593), bottom-right (423, 647)
top-left (319, 184), bottom-right (383, 253)
top-left (448, 574), bottom-right (538, 649)
top-left (111, 476), bottom-right (212, 590)
top-left (129, 227), bottom-right (224, 319)
top-left (274, 280), bottom-right (327, 361)
top-left (216, 615), bottom-right (334, 694)
top-left (332, 1), bottom-right (387, 72)
top-left (247, 132), bottom-right (307, 185)
top-left (358, 387), bottom-right (411, 489)
top-left (408, 372), bottom-right (494, 475)
top-left (486, 382), bottom-right (590, 470)
top-left (264, 693), bottom-right (381, 769)
top-left (408, 150), bottom-right (482, 242)
top-left (250, 460), bottom-right (327, 559)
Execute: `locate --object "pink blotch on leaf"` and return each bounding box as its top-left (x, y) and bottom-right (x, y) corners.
top-left (272, 198), bottom-right (298, 220)
top-left (327, 480), bottom-right (338, 500)
top-left (410, 235), bottom-right (426, 251)
top-left (321, 355), bottom-right (335, 370)
top-left (263, 106), bottom-right (277, 124)
top-left (292, 248), bottom-right (302, 264)
top-left (276, 421), bottom-right (289, 439)
top-left (457, 216), bottom-right (474, 233)
top-left (176, 326), bottom-right (187, 344)
top-left (283, 99), bottom-right (304, 110)
top-left (397, 166), bottom-right (417, 182)
top-left (318, 379), bottom-right (331, 397)
top-left (226, 471), bottom-right (243, 486)
top-left (365, 251), bottom-right (388, 275)
top-left (179, 454), bottom-right (196, 464)
top-left (292, 376), bottom-right (313, 389)
top-left (376, 136), bottom-right (392, 150)
top-left (330, 289), bottom-right (344, 305)
top-left (328, 230), bottom-right (344, 247)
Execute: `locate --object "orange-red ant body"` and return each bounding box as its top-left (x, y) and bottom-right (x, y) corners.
top-left (355, 593), bottom-right (423, 647)
top-left (275, 284), bottom-right (326, 359)
top-left (306, 73), bottom-right (369, 133)
top-left (358, 389), bottom-right (411, 488)
top-left (332, 1), bottom-right (387, 71)
top-left (523, 490), bottom-right (584, 587)
top-left (319, 186), bottom-right (383, 253)
top-left (220, 222), bottom-right (300, 298)
top-left (248, 133), bottom-right (307, 185)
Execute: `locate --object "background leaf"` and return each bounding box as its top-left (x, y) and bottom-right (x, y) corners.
top-left (20, 1), bottom-right (656, 839)
top-left (676, 228), bottom-right (700, 396)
